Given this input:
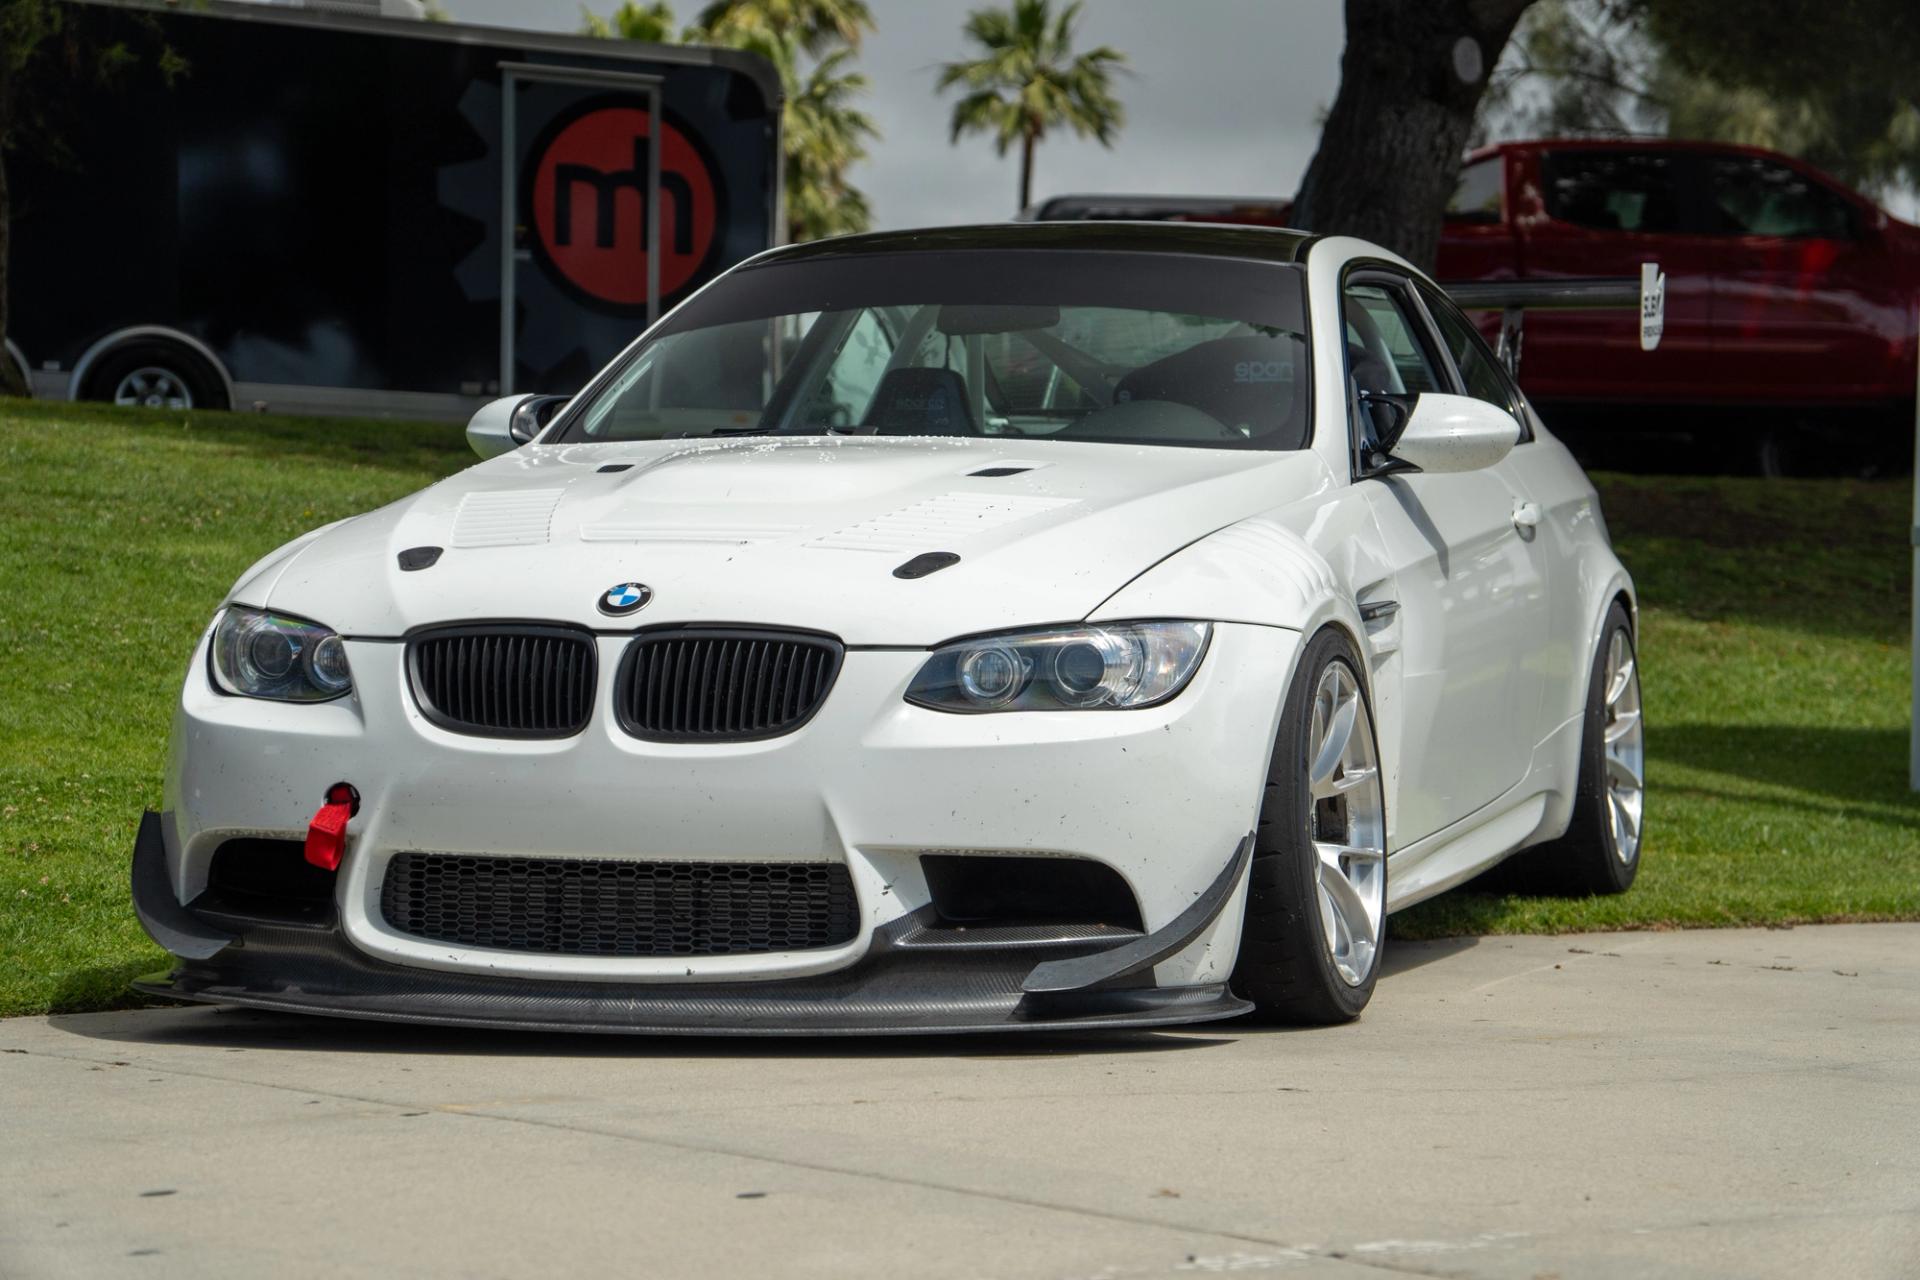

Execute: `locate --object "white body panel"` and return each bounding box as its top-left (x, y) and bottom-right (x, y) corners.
top-left (246, 437), bottom-right (1329, 646)
top-left (159, 231), bottom-right (1635, 1011)
top-left (167, 621), bottom-right (1296, 987)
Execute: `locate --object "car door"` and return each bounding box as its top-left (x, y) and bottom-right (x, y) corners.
top-left (1343, 271), bottom-right (1551, 844)
top-left (1511, 146), bottom-right (1716, 402)
top-left (1695, 151), bottom-right (1906, 401)
top-left (1415, 280), bottom-right (1572, 753)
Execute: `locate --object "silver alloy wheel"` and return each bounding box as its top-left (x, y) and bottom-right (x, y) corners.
top-left (1602, 629), bottom-right (1645, 865)
top-left (114, 366), bottom-right (193, 410)
top-left (1306, 661), bottom-right (1386, 987)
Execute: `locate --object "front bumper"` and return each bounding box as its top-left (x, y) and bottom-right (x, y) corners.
top-left (131, 814), bottom-right (1254, 1034)
top-left (140, 621), bottom-right (1300, 1033)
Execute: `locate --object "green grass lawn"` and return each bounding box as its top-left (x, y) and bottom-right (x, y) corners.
top-left (0, 400), bottom-right (472, 1016)
top-left (1, 398), bottom-right (1915, 1015)
top-left (1393, 470), bottom-right (1919, 937)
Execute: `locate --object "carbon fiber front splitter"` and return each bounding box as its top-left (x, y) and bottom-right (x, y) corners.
top-left (132, 922), bottom-right (1250, 1035)
top-left (130, 813), bottom-right (1254, 1035)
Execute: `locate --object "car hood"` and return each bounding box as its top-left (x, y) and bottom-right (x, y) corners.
top-left (241, 435), bottom-right (1331, 645)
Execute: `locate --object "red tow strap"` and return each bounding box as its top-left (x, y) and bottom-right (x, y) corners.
top-left (304, 782), bottom-right (361, 871)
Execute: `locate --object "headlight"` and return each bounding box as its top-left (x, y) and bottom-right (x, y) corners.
top-left (906, 621), bottom-right (1211, 712)
top-left (209, 606), bottom-right (353, 702)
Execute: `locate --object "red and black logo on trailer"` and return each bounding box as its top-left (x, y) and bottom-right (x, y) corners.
top-left (525, 96), bottom-right (727, 313)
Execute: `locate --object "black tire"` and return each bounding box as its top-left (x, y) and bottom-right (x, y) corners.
top-left (1754, 418), bottom-right (1890, 480)
top-left (1231, 628), bottom-right (1384, 1025)
top-left (78, 339), bottom-right (228, 411)
top-left (1500, 601), bottom-right (1642, 896)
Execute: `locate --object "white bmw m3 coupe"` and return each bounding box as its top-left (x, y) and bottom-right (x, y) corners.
top-left (131, 223), bottom-right (1644, 1033)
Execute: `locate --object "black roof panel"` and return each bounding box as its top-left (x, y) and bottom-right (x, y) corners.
top-left (758, 222), bottom-right (1315, 266)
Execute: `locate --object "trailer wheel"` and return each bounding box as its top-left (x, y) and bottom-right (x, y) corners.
top-left (78, 339), bottom-right (229, 412)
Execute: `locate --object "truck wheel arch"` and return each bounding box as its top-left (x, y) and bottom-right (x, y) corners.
top-left (70, 326), bottom-right (235, 412)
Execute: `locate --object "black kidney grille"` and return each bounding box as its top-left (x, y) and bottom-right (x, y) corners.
top-left (619, 631), bottom-right (842, 741)
top-left (379, 853), bottom-right (860, 957)
top-left (409, 628), bottom-right (595, 738)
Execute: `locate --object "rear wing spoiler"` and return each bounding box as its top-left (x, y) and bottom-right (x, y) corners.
top-left (1441, 263), bottom-right (1665, 377)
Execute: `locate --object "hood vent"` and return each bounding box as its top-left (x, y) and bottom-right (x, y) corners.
top-left (893, 552), bottom-right (960, 579)
top-left (450, 488), bottom-right (564, 548)
top-left (810, 491), bottom-right (1076, 554)
top-left (578, 521), bottom-right (804, 545)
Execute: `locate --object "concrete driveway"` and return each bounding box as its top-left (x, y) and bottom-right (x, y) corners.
top-left (2, 923), bottom-right (1915, 1280)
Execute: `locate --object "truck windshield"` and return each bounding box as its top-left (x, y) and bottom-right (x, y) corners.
top-left (552, 250), bottom-right (1311, 451)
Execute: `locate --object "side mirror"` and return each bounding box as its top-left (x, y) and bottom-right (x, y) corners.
top-left (1372, 392), bottom-right (1521, 475)
top-left (465, 394), bottom-right (569, 460)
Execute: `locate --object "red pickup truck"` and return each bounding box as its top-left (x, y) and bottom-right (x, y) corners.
top-left (1033, 138), bottom-right (1920, 471)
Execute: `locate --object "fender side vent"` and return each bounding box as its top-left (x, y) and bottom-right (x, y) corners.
top-left (968, 466), bottom-right (1032, 478)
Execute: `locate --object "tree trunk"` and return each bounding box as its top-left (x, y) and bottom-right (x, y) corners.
top-left (1018, 129), bottom-right (1035, 213)
top-left (1291, 0), bottom-right (1535, 272)
top-left (0, 49), bottom-right (21, 400)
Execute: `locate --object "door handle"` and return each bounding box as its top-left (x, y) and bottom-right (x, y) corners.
top-left (1512, 501), bottom-right (1542, 540)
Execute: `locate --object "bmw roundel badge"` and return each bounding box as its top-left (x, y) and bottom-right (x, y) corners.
top-left (598, 582), bottom-right (653, 616)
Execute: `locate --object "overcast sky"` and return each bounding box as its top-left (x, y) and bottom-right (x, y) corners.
top-left (439, 0), bottom-right (1346, 230)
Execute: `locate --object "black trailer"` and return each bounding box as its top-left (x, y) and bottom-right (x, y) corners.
top-left (9, 0), bottom-right (781, 419)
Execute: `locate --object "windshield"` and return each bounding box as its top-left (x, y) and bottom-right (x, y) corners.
top-left (554, 249), bottom-right (1311, 451)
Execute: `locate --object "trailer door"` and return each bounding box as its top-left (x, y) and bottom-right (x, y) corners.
top-left (503, 63), bottom-right (716, 395)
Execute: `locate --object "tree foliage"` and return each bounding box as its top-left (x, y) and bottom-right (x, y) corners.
top-left (695, 0), bottom-right (872, 58)
top-left (580, 1), bottom-right (679, 43)
top-left (1482, 0), bottom-right (1920, 197)
top-left (783, 47), bottom-right (876, 238)
top-left (937, 0), bottom-right (1126, 213)
top-left (580, 0), bottom-right (878, 242)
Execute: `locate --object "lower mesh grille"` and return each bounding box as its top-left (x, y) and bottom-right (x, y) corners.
top-left (379, 853), bottom-right (860, 957)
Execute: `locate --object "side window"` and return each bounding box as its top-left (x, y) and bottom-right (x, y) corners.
top-left (1418, 284), bottom-right (1529, 439)
top-left (1445, 157), bottom-right (1503, 224)
top-left (1707, 155), bottom-right (1855, 239)
top-left (1542, 150), bottom-right (1680, 233)
top-left (1343, 279), bottom-right (1445, 467)
top-left (1345, 284), bottom-right (1444, 396)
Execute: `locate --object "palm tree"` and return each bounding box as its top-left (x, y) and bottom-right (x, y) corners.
top-left (782, 47), bottom-right (877, 239)
top-left (695, 0), bottom-right (873, 56)
top-left (580, 2), bottom-right (684, 42)
top-left (938, 0), bottom-right (1126, 213)
top-left (582, 0), bottom-right (878, 242)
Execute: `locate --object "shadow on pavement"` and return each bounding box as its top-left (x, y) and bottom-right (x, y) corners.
top-left (1378, 934), bottom-right (1480, 977)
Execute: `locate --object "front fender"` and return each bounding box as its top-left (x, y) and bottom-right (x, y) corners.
top-left (225, 516), bottom-right (355, 608)
top-left (1087, 511), bottom-right (1376, 663)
